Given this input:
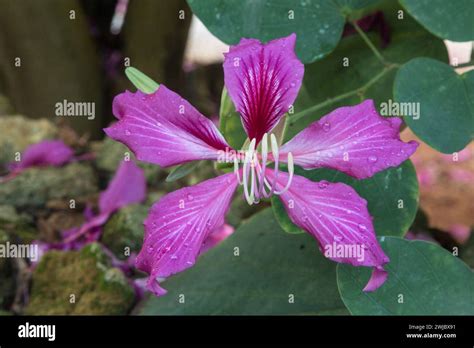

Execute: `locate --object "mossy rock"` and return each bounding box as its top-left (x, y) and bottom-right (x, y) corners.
top-left (0, 205), bottom-right (36, 243)
top-left (26, 243), bottom-right (135, 315)
top-left (102, 204), bottom-right (148, 260)
top-left (0, 230), bottom-right (16, 310)
top-left (0, 162), bottom-right (98, 211)
top-left (0, 115), bottom-right (57, 170)
top-left (95, 137), bottom-right (161, 185)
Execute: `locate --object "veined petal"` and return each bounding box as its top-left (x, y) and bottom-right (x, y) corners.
top-left (136, 173), bottom-right (239, 296)
top-left (268, 169), bottom-right (389, 292)
top-left (99, 160), bottom-right (146, 214)
top-left (105, 86), bottom-right (231, 167)
top-left (223, 34), bottom-right (304, 143)
top-left (280, 100), bottom-right (418, 179)
top-left (9, 140), bottom-right (74, 172)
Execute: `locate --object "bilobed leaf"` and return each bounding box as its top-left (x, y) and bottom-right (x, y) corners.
top-left (273, 160), bottom-right (418, 237)
top-left (337, 236), bottom-right (474, 315)
top-left (399, 0), bottom-right (474, 41)
top-left (187, 0), bottom-right (382, 64)
top-left (125, 67), bottom-right (159, 94)
top-left (394, 58), bottom-right (474, 153)
top-left (165, 161), bottom-right (201, 182)
top-left (136, 209), bottom-right (347, 315)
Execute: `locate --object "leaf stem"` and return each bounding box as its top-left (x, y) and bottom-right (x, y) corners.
top-left (351, 21), bottom-right (387, 66)
top-left (289, 64), bottom-right (398, 125)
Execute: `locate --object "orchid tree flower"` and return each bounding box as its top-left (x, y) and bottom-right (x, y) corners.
top-left (105, 34), bottom-right (418, 297)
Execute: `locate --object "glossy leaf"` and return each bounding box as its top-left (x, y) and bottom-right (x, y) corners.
top-left (187, 0), bottom-right (382, 64)
top-left (337, 236), bottom-right (474, 315)
top-left (394, 58), bottom-right (474, 153)
top-left (399, 0), bottom-right (474, 41)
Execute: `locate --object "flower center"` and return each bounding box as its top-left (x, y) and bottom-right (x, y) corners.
top-left (234, 133), bottom-right (294, 205)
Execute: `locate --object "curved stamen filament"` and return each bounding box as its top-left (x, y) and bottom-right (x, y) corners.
top-left (273, 152), bottom-right (294, 195)
top-left (233, 156), bottom-right (242, 184)
top-left (242, 138), bottom-right (256, 205)
top-left (235, 133), bottom-right (294, 205)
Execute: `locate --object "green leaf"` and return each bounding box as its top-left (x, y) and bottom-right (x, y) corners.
top-left (272, 196), bottom-right (305, 234)
top-left (460, 229), bottom-right (474, 269)
top-left (125, 67), bottom-right (159, 94)
top-left (187, 0), bottom-right (381, 64)
top-left (394, 58), bottom-right (474, 153)
top-left (272, 160), bottom-right (418, 237)
top-left (399, 0), bottom-right (474, 41)
top-left (136, 209), bottom-right (347, 315)
top-left (219, 87), bottom-right (247, 149)
top-left (285, 0), bottom-right (448, 140)
top-left (337, 236), bottom-right (474, 315)
top-left (165, 161), bottom-right (201, 182)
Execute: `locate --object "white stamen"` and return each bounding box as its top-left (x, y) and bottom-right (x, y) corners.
top-left (242, 139), bottom-right (256, 205)
top-left (268, 134), bottom-right (280, 195)
top-left (233, 133), bottom-right (293, 205)
top-left (258, 134), bottom-right (270, 198)
top-left (273, 152), bottom-right (294, 195)
top-left (233, 156), bottom-right (242, 184)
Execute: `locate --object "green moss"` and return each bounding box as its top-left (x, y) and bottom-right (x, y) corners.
top-left (25, 243), bottom-right (134, 315)
top-left (0, 162), bottom-right (98, 211)
top-left (102, 204), bottom-right (148, 260)
top-left (0, 230), bottom-right (15, 310)
top-left (0, 115), bottom-right (57, 170)
top-left (0, 205), bottom-right (36, 243)
top-left (95, 137), bottom-right (161, 185)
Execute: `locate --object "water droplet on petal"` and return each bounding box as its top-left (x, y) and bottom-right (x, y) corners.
top-left (318, 181), bottom-right (329, 189)
top-left (334, 235), bottom-right (342, 242)
top-left (125, 129), bottom-right (131, 135)
top-left (358, 224), bottom-right (367, 232)
top-left (147, 245), bottom-right (154, 253)
top-left (170, 255), bottom-right (178, 260)
top-left (187, 194), bottom-right (194, 201)
top-left (322, 122), bottom-right (331, 132)
top-left (368, 155), bottom-right (378, 163)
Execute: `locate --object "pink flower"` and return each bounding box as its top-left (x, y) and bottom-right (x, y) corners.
top-left (105, 34), bottom-right (418, 296)
top-left (8, 140), bottom-right (74, 173)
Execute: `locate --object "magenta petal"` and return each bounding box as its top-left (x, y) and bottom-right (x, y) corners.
top-left (9, 140), bottom-right (74, 172)
top-left (268, 170), bottom-right (389, 291)
top-left (105, 86), bottom-right (231, 167)
top-left (223, 34), bottom-right (304, 143)
top-left (280, 100), bottom-right (419, 179)
top-left (200, 223), bottom-right (234, 254)
top-left (363, 266), bottom-right (388, 292)
top-left (99, 160), bottom-right (146, 214)
top-left (136, 173), bottom-right (238, 296)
